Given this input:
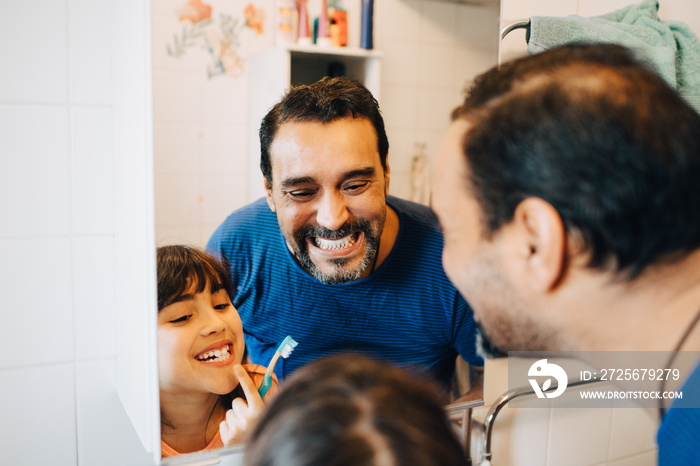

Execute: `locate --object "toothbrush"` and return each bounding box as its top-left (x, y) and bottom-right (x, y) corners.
top-left (258, 335), bottom-right (298, 398)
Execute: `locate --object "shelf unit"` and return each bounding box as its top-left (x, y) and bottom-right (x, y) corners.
top-left (247, 45), bottom-right (382, 200)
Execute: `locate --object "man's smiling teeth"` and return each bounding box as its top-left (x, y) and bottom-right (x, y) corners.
top-left (314, 234), bottom-right (357, 250)
top-left (196, 345), bottom-right (231, 362)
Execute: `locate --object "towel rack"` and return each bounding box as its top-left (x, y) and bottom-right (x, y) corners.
top-left (501, 19), bottom-right (530, 40)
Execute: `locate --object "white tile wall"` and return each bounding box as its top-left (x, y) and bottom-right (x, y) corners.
top-left (0, 105), bottom-right (71, 237)
top-left (0, 238), bottom-right (74, 369)
top-left (75, 360), bottom-right (153, 465)
top-left (1, 0), bottom-right (155, 464)
top-left (0, 365), bottom-right (77, 464)
top-left (69, 0), bottom-right (112, 105)
top-left (71, 106), bottom-right (115, 235)
top-left (74, 236), bottom-right (117, 360)
top-left (0, 0), bottom-right (68, 103)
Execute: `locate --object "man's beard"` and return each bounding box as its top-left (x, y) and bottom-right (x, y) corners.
top-left (475, 321), bottom-right (508, 359)
top-left (291, 217), bottom-right (383, 284)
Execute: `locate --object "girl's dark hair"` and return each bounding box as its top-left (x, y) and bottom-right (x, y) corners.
top-left (156, 245), bottom-right (234, 311)
top-left (244, 354), bottom-right (469, 466)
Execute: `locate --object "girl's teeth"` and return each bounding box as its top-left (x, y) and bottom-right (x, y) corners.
top-left (197, 346), bottom-right (231, 362)
top-left (314, 234), bottom-right (356, 250)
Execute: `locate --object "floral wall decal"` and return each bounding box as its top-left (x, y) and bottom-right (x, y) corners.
top-left (167, 1), bottom-right (265, 79)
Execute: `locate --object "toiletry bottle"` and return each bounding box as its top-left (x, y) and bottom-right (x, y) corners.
top-left (360, 0), bottom-right (374, 49)
top-left (317, 0), bottom-right (332, 46)
top-left (297, 0), bottom-right (312, 45)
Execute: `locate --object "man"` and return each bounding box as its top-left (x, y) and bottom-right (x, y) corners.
top-left (432, 43), bottom-right (700, 465)
top-left (208, 77), bottom-right (482, 394)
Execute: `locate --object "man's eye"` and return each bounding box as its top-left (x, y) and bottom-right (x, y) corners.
top-left (214, 303), bottom-right (230, 311)
top-left (288, 190), bottom-right (316, 199)
top-left (170, 315), bottom-right (192, 324)
top-left (345, 182), bottom-right (369, 192)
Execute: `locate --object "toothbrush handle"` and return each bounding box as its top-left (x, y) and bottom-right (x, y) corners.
top-left (258, 351), bottom-right (281, 398)
top-left (258, 375), bottom-right (273, 398)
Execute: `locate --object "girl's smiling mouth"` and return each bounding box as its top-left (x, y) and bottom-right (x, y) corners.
top-left (195, 342), bottom-right (233, 366)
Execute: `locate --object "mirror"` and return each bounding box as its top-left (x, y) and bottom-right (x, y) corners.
top-left (151, 0), bottom-right (501, 460)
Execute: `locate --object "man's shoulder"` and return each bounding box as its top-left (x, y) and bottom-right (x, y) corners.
top-left (208, 197), bottom-right (278, 251)
top-left (387, 196), bottom-right (439, 230)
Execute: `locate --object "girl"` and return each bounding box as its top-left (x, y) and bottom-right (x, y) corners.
top-left (157, 245), bottom-right (277, 458)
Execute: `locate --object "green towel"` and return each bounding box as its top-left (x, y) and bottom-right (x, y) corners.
top-left (527, 0), bottom-right (700, 111)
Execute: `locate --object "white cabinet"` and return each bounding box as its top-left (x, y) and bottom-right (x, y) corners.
top-left (247, 45), bottom-right (382, 200)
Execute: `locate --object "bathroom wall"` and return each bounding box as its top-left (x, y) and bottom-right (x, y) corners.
top-left (0, 0), bottom-right (152, 464)
top-left (477, 2), bottom-right (700, 465)
top-left (152, 0), bottom-right (501, 247)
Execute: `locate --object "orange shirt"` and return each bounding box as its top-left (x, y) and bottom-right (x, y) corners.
top-left (161, 363), bottom-right (276, 458)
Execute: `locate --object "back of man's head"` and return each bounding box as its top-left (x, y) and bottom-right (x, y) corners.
top-left (452, 43), bottom-right (700, 278)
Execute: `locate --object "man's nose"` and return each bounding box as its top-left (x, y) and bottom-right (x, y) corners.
top-left (316, 192), bottom-right (350, 231)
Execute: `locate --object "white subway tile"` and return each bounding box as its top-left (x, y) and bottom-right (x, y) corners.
top-left (0, 0), bottom-right (68, 103)
top-left (72, 106), bottom-right (115, 235)
top-left (201, 174), bottom-right (248, 224)
top-left (375, 0), bottom-right (423, 43)
top-left (490, 402), bottom-right (550, 466)
top-left (156, 223), bottom-right (204, 248)
top-left (418, 87), bottom-right (458, 131)
top-left (200, 74), bottom-right (250, 125)
top-left (608, 450), bottom-right (657, 466)
top-left (454, 46), bottom-right (498, 91)
top-left (419, 1), bottom-right (459, 47)
top-left (609, 407), bottom-right (657, 460)
top-left (419, 43), bottom-right (455, 89)
top-left (153, 122), bottom-right (202, 175)
top-left (457, 3), bottom-right (501, 48)
top-left (153, 69), bottom-right (204, 123)
top-left (0, 365), bottom-right (77, 465)
top-left (381, 85), bottom-right (419, 130)
top-left (74, 236), bottom-right (117, 361)
top-left (201, 124), bottom-right (248, 175)
top-left (0, 105), bottom-right (71, 237)
top-left (154, 173), bottom-right (202, 226)
top-left (502, 0), bottom-right (578, 22)
top-left (548, 407), bottom-right (613, 466)
top-left (69, 0), bottom-right (112, 105)
top-left (75, 359), bottom-right (153, 465)
top-left (0, 239), bottom-right (74, 368)
top-left (380, 39), bottom-right (420, 87)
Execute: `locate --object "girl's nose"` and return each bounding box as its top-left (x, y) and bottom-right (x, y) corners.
top-left (199, 309), bottom-right (226, 336)
top-left (316, 192), bottom-right (349, 231)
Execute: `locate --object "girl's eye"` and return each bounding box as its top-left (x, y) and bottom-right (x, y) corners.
top-left (170, 314), bottom-right (192, 324)
top-left (214, 303), bottom-right (230, 311)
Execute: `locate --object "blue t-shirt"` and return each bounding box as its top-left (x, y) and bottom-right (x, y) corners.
top-left (657, 359), bottom-right (700, 465)
top-left (207, 196), bottom-right (482, 388)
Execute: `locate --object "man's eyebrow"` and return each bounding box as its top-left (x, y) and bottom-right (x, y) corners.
top-left (341, 167), bottom-right (376, 180)
top-left (281, 176), bottom-right (315, 189)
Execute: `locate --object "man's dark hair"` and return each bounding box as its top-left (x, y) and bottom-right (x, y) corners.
top-left (452, 43), bottom-right (700, 278)
top-left (259, 76), bottom-right (389, 185)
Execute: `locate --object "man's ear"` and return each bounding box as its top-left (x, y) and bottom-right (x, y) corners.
top-left (511, 197), bottom-right (566, 292)
top-left (264, 179), bottom-right (276, 213)
top-left (384, 163), bottom-right (391, 197)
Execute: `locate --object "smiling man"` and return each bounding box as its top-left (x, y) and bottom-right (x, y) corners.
top-left (207, 77), bottom-right (483, 393)
top-left (432, 44), bottom-right (700, 465)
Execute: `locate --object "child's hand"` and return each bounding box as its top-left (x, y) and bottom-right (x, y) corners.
top-left (219, 364), bottom-right (277, 446)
